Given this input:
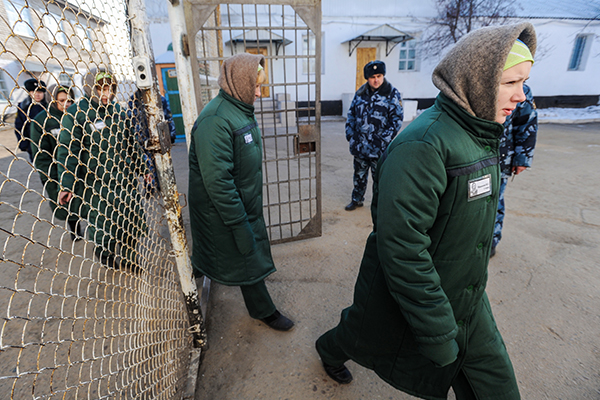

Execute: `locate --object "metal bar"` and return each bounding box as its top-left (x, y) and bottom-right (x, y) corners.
top-left (127, 0), bottom-right (206, 350)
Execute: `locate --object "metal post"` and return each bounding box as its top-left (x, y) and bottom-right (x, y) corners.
top-left (127, 0), bottom-right (206, 349)
top-left (165, 0), bottom-right (207, 150)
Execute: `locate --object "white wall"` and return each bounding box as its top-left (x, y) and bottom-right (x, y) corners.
top-left (142, 0), bottom-right (600, 107)
top-left (525, 19), bottom-right (600, 97)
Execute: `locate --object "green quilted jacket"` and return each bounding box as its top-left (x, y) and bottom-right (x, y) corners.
top-left (188, 90), bottom-right (275, 285)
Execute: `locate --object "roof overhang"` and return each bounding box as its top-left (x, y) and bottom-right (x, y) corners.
top-left (343, 24), bottom-right (413, 56)
top-left (226, 30), bottom-right (293, 56)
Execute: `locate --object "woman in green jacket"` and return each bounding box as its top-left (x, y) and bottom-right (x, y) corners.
top-left (30, 84), bottom-right (84, 240)
top-left (188, 53), bottom-right (293, 331)
top-left (316, 23), bottom-right (536, 400)
top-left (57, 69), bottom-right (147, 272)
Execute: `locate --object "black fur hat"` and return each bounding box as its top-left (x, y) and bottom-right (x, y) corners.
top-left (363, 60), bottom-right (386, 79)
top-left (24, 78), bottom-right (47, 92)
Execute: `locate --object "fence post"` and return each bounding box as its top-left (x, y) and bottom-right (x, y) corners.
top-left (126, 0), bottom-right (207, 350)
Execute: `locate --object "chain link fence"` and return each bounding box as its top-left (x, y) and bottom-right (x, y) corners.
top-left (0, 0), bottom-right (197, 398)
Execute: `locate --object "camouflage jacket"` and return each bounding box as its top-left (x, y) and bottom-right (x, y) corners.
top-left (499, 84), bottom-right (537, 176)
top-left (346, 79), bottom-right (403, 159)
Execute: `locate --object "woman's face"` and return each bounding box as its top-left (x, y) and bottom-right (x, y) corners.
top-left (496, 61), bottom-right (532, 124)
top-left (95, 79), bottom-right (113, 105)
top-left (255, 83), bottom-right (262, 101)
top-left (55, 91), bottom-right (72, 112)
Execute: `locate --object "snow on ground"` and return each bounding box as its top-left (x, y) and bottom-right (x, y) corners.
top-left (537, 105), bottom-right (600, 124)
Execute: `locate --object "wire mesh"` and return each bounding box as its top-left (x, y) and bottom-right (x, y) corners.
top-left (194, 3), bottom-right (322, 244)
top-left (0, 0), bottom-right (192, 398)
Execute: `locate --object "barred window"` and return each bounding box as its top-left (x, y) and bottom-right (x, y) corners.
top-left (3, 0), bottom-right (34, 38)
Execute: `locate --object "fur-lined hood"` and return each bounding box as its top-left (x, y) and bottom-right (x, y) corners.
top-left (432, 22), bottom-right (536, 122)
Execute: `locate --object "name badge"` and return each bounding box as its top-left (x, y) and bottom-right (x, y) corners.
top-left (93, 120), bottom-right (106, 130)
top-left (468, 174), bottom-right (492, 201)
top-left (50, 128), bottom-right (60, 137)
top-left (244, 133), bottom-right (253, 144)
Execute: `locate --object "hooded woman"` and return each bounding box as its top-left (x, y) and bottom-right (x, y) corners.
top-left (30, 84), bottom-right (84, 240)
top-left (56, 68), bottom-right (147, 271)
top-left (188, 53), bottom-right (293, 331)
top-left (316, 23), bottom-right (536, 400)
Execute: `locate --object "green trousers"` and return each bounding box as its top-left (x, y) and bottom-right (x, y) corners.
top-left (240, 280), bottom-right (276, 320)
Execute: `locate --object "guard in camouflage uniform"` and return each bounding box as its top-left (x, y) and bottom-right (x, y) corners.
top-left (491, 83), bottom-right (537, 257)
top-left (344, 60), bottom-right (403, 211)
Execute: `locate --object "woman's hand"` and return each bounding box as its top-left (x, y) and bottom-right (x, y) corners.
top-left (58, 191), bottom-right (72, 205)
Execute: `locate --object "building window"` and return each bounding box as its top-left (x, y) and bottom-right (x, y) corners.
top-left (58, 73), bottom-right (72, 86)
top-left (0, 71), bottom-right (10, 101)
top-left (302, 33), bottom-right (316, 75)
top-left (3, 0), bottom-right (35, 38)
top-left (398, 39), bottom-right (418, 71)
top-left (568, 34), bottom-right (592, 71)
top-left (302, 32), bottom-right (324, 75)
top-left (43, 13), bottom-right (68, 45)
top-left (75, 24), bottom-right (93, 51)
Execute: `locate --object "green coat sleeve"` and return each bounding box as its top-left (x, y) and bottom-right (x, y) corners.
top-left (194, 115), bottom-right (248, 226)
top-left (56, 108), bottom-right (81, 192)
top-left (30, 112), bottom-right (52, 186)
top-left (376, 140), bottom-right (459, 367)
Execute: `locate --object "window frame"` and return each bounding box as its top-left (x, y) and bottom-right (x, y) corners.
top-left (3, 0), bottom-right (35, 38)
top-left (398, 38), bottom-right (419, 72)
top-left (43, 12), bottom-right (68, 45)
top-left (568, 34), bottom-right (593, 71)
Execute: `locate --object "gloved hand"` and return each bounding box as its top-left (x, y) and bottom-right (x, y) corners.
top-left (418, 339), bottom-right (459, 368)
top-left (231, 219), bottom-right (256, 255)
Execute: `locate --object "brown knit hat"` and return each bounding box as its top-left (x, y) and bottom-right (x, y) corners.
top-left (432, 22), bottom-right (536, 122)
top-left (218, 53), bottom-right (265, 105)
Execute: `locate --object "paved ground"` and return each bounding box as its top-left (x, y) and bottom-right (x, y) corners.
top-left (184, 120), bottom-right (600, 400)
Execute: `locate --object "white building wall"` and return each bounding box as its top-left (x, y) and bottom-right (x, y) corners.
top-left (526, 19), bottom-right (600, 97)
top-left (142, 0), bottom-right (600, 107)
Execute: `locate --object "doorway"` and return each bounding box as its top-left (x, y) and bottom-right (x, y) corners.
top-left (355, 47), bottom-right (376, 91)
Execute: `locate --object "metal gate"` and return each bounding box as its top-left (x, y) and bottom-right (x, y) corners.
top-left (0, 0), bottom-right (203, 398)
top-left (169, 0), bottom-right (322, 244)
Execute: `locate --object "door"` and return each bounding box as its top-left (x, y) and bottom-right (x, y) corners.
top-left (161, 67), bottom-right (185, 142)
top-left (246, 47), bottom-right (270, 98)
top-left (356, 47), bottom-right (377, 91)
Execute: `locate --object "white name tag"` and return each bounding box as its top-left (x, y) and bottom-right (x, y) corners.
top-left (50, 128), bottom-right (60, 137)
top-left (468, 174), bottom-right (492, 201)
top-left (93, 120), bottom-right (106, 130)
top-left (244, 133), bottom-right (253, 144)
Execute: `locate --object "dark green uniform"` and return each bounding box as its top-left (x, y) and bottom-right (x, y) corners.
top-left (31, 102), bottom-right (86, 223)
top-left (317, 22), bottom-right (537, 400)
top-left (56, 97), bottom-right (146, 267)
top-left (189, 90), bottom-right (275, 286)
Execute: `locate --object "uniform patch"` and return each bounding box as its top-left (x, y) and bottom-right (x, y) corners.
top-left (244, 133), bottom-right (253, 144)
top-left (94, 120), bottom-right (106, 130)
top-left (468, 174), bottom-right (492, 201)
top-left (51, 128), bottom-right (60, 137)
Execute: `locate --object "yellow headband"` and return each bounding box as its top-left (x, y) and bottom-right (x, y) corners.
top-left (504, 39), bottom-right (534, 71)
top-left (95, 71), bottom-right (113, 83)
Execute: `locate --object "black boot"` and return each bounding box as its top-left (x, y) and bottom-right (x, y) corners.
top-left (315, 341), bottom-right (353, 384)
top-left (260, 310), bottom-right (294, 331)
top-left (344, 200), bottom-right (363, 211)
